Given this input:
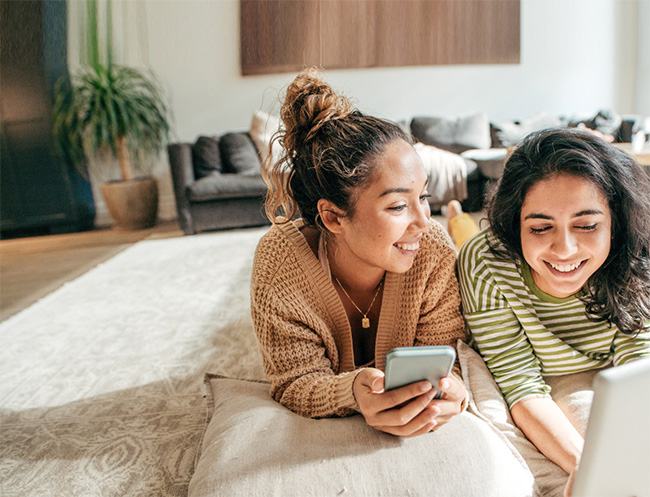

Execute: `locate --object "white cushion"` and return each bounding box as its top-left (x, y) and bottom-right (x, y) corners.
top-left (492, 113), bottom-right (565, 146)
top-left (460, 148), bottom-right (508, 161)
top-left (188, 374), bottom-right (537, 497)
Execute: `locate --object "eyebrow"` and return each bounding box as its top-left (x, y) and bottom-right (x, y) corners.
top-left (379, 180), bottom-right (429, 198)
top-left (379, 187), bottom-right (411, 198)
top-left (523, 209), bottom-right (604, 221)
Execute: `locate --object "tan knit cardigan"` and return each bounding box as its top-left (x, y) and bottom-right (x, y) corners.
top-left (250, 218), bottom-right (467, 418)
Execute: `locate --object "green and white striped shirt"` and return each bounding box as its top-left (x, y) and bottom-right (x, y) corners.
top-left (457, 228), bottom-right (650, 407)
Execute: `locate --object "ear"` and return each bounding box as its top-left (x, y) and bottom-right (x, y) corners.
top-left (317, 199), bottom-right (345, 234)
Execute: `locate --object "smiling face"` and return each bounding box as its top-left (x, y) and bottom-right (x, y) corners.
top-left (520, 173), bottom-right (612, 298)
top-left (330, 139), bottom-right (431, 280)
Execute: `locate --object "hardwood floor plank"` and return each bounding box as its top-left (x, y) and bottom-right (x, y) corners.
top-left (0, 221), bottom-right (183, 322)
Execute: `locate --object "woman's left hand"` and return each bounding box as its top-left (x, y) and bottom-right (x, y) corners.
top-left (429, 375), bottom-right (467, 429)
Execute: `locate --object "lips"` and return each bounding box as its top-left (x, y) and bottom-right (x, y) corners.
top-left (394, 236), bottom-right (422, 254)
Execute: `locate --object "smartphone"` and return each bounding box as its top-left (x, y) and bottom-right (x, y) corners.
top-left (384, 346), bottom-right (456, 397)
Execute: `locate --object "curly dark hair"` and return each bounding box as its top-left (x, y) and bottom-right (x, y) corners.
top-left (486, 128), bottom-right (650, 335)
top-left (263, 68), bottom-right (410, 229)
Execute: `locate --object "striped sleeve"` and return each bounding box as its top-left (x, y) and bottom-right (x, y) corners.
top-left (613, 323), bottom-right (650, 365)
top-left (458, 233), bottom-right (551, 407)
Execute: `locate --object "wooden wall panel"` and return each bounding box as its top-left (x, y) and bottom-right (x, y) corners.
top-left (240, 0), bottom-right (321, 76)
top-left (320, 1), bottom-right (377, 69)
top-left (240, 0), bottom-right (520, 75)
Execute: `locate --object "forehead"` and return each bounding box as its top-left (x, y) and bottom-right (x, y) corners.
top-left (522, 173), bottom-right (609, 213)
top-left (368, 140), bottom-right (427, 189)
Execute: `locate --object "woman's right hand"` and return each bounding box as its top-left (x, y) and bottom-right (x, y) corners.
top-left (353, 367), bottom-right (440, 437)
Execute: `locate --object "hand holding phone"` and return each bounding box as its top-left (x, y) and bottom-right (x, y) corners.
top-left (384, 346), bottom-right (456, 397)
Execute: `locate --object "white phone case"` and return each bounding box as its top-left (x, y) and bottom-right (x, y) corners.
top-left (384, 346), bottom-right (456, 396)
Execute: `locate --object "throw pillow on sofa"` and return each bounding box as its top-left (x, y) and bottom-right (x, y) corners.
top-left (411, 113), bottom-right (491, 154)
top-left (219, 132), bottom-right (262, 176)
top-left (192, 136), bottom-right (223, 179)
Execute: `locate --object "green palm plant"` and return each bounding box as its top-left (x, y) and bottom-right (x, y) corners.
top-left (52, 0), bottom-right (170, 229)
top-left (53, 63), bottom-right (169, 182)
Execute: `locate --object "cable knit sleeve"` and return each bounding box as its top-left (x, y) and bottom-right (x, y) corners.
top-left (250, 225), bottom-right (364, 419)
top-left (251, 282), bottom-right (360, 418)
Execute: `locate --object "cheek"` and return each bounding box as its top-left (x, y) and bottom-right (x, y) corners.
top-left (520, 233), bottom-right (542, 259)
top-left (593, 231), bottom-right (612, 260)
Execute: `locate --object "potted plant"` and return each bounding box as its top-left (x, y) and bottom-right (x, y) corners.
top-left (53, 0), bottom-right (170, 230)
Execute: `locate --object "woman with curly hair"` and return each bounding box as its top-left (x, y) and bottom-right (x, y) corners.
top-left (250, 69), bottom-right (469, 437)
top-left (456, 128), bottom-right (650, 491)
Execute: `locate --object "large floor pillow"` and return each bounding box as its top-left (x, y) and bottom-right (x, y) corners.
top-left (545, 369), bottom-right (599, 437)
top-left (188, 374), bottom-right (537, 497)
top-left (457, 341), bottom-right (599, 497)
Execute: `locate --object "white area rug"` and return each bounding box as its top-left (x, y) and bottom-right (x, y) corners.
top-left (0, 227), bottom-right (269, 496)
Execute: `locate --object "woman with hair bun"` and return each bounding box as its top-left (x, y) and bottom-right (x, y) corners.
top-left (250, 69), bottom-right (469, 437)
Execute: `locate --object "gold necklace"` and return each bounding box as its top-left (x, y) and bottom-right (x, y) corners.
top-left (333, 274), bottom-right (384, 329)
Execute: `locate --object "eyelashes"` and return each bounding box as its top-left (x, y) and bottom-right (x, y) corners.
top-left (528, 224), bottom-right (598, 234)
top-left (388, 194), bottom-right (431, 212)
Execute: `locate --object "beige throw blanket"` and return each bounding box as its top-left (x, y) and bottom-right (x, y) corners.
top-left (414, 142), bottom-right (468, 209)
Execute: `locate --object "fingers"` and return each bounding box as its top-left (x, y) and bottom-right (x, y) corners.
top-left (437, 375), bottom-right (465, 402)
top-left (355, 371), bottom-right (467, 438)
top-left (382, 380), bottom-right (435, 409)
top-left (374, 400), bottom-right (442, 437)
top-left (372, 386), bottom-right (437, 427)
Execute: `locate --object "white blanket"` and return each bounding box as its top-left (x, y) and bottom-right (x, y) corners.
top-left (414, 142), bottom-right (468, 209)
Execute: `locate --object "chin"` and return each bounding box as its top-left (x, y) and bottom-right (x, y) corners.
top-left (387, 260), bottom-right (415, 274)
top-left (545, 278), bottom-right (586, 298)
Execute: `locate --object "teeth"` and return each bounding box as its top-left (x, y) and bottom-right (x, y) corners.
top-left (549, 261), bottom-right (581, 272)
top-left (396, 242), bottom-right (419, 251)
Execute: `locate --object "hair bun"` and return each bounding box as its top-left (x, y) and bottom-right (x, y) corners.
top-left (281, 68), bottom-right (354, 152)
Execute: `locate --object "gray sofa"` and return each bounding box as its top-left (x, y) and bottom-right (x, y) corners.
top-left (168, 132), bottom-right (271, 235)
top-left (168, 126), bottom-right (490, 236)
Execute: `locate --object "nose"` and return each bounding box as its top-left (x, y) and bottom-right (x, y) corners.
top-left (550, 228), bottom-right (578, 257)
top-left (412, 198), bottom-right (431, 231)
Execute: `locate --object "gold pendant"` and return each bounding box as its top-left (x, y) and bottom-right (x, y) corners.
top-left (362, 317), bottom-right (370, 328)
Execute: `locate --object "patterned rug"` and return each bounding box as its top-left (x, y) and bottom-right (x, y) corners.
top-left (0, 227), bottom-right (269, 497)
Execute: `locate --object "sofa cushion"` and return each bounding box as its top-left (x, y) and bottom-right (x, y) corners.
top-left (193, 136), bottom-right (223, 179)
top-left (411, 113), bottom-right (491, 153)
top-left (187, 374), bottom-right (537, 497)
top-left (187, 173), bottom-right (267, 202)
top-left (219, 132), bottom-right (261, 176)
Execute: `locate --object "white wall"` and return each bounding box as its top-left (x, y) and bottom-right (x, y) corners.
top-left (68, 0), bottom-right (643, 225)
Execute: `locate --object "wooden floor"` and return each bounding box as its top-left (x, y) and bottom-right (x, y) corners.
top-left (0, 220), bottom-right (183, 322)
